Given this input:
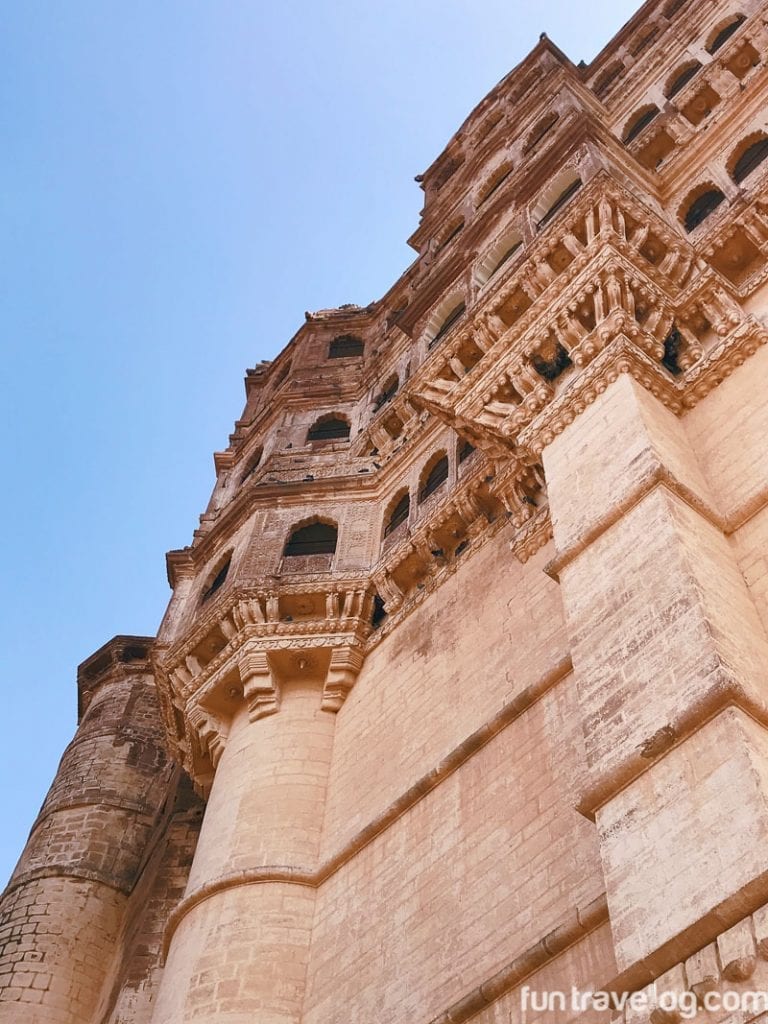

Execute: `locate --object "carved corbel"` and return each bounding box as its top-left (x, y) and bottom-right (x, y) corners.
top-left (483, 310), bottom-right (508, 341)
top-left (187, 701), bottom-right (228, 768)
top-left (170, 664), bottom-right (193, 691)
top-left (219, 614), bottom-right (237, 640)
top-left (454, 490), bottom-right (489, 539)
top-left (562, 231), bottom-right (584, 257)
top-left (240, 648), bottom-right (280, 721)
top-left (628, 222), bottom-right (649, 252)
top-left (448, 355), bottom-right (467, 379)
top-left (373, 570), bottom-right (404, 612)
top-left (322, 645), bottom-right (365, 712)
top-left (185, 653), bottom-right (202, 676)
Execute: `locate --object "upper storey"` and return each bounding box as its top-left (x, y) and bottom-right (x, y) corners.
top-left (154, 0), bottom-right (768, 785)
top-left (214, 0), bottom-right (765, 454)
top-left (186, 0), bottom-right (766, 543)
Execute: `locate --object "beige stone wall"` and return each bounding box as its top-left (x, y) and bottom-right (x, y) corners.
top-left (304, 675), bottom-right (603, 1022)
top-left (320, 532), bottom-right (571, 859)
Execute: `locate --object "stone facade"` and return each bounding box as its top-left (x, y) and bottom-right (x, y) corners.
top-left (4, 0), bottom-right (768, 1019)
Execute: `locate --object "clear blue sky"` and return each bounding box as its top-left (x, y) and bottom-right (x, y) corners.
top-left (0, 0), bottom-right (639, 884)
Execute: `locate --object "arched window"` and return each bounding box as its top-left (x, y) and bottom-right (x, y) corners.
top-left (201, 556), bottom-right (231, 603)
top-left (428, 303), bottom-right (466, 350)
top-left (373, 374), bottom-right (399, 411)
top-left (665, 61), bottom-right (701, 98)
top-left (682, 187), bottom-right (726, 231)
top-left (419, 454), bottom-right (449, 502)
top-left (328, 335), bottom-right (364, 359)
top-left (623, 105), bottom-right (660, 144)
top-left (731, 136), bottom-right (768, 183)
top-left (707, 14), bottom-right (745, 54)
top-left (384, 491), bottom-right (410, 536)
top-left (284, 522), bottom-right (338, 557)
top-left (476, 229), bottom-right (523, 286)
top-left (307, 415), bottom-right (351, 443)
top-left (523, 113), bottom-right (559, 155)
top-left (534, 173), bottom-right (582, 229)
top-left (240, 447), bottom-right (263, 483)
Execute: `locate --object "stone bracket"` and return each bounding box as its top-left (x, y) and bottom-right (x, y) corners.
top-left (322, 645), bottom-right (365, 712)
top-left (240, 648), bottom-right (280, 721)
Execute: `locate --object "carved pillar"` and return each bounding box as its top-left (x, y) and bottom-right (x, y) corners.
top-left (152, 642), bottom-right (360, 1024)
top-left (542, 373), bottom-right (768, 981)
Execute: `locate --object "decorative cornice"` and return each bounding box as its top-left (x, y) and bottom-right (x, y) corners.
top-left (410, 172), bottom-right (768, 464)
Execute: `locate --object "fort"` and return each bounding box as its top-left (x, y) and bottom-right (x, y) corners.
top-left (4, 0), bottom-right (768, 1020)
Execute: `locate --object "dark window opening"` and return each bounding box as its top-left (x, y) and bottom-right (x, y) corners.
top-left (733, 138), bottom-right (768, 183)
top-left (667, 62), bottom-right (701, 97)
top-left (683, 188), bottom-right (725, 231)
top-left (624, 106), bottom-right (659, 144)
top-left (284, 523), bottom-right (338, 557)
top-left (121, 644), bottom-right (148, 663)
top-left (307, 417), bottom-right (350, 442)
top-left (419, 456), bottom-right (449, 502)
top-left (373, 375), bottom-right (399, 411)
top-left (708, 15), bottom-right (746, 53)
top-left (202, 558), bottom-right (231, 603)
top-left (329, 335), bottom-right (364, 359)
top-left (385, 493), bottom-right (410, 536)
top-left (429, 303), bottom-right (466, 349)
top-left (371, 594), bottom-right (387, 629)
top-left (454, 540), bottom-right (470, 557)
top-left (538, 180), bottom-right (582, 228)
top-left (531, 344), bottom-right (572, 382)
top-left (458, 440), bottom-right (475, 463)
top-left (662, 327), bottom-right (684, 375)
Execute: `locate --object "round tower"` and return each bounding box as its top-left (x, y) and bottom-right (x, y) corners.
top-left (0, 637), bottom-right (172, 1024)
